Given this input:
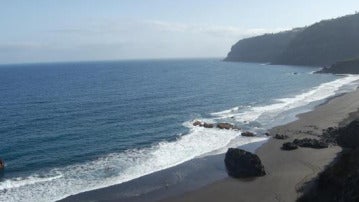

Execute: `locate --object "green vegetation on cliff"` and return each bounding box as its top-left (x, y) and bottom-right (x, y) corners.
top-left (224, 29), bottom-right (302, 63)
top-left (225, 13), bottom-right (359, 67)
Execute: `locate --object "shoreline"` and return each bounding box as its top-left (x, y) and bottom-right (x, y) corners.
top-left (159, 88), bottom-right (359, 202)
top-left (59, 88), bottom-right (359, 202)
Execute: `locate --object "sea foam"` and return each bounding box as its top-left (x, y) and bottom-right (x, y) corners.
top-left (1, 75), bottom-right (359, 202)
top-left (0, 123), bottom-right (266, 202)
top-left (212, 75), bottom-right (359, 126)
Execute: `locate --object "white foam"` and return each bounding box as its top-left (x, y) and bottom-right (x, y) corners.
top-left (3, 75), bottom-right (359, 202)
top-left (0, 124), bottom-right (267, 202)
top-left (212, 75), bottom-right (359, 126)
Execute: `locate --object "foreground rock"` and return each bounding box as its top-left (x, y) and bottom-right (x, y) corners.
top-left (241, 131), bottom-right (255, 137)
top-left (217, 123), bottom-right (240, 130)
top-left (298, 120), bottom-right (359, 202)
top-left (274, 134), bottom-right (289, 140)
top-left (299, 148), bottom-right (359, 202)
top-left (293, 138), bottom-right (328, 149)
top-left (224, 148), bottom-right (266, 178)
top-left (282, 142), bottom-right (298, 150)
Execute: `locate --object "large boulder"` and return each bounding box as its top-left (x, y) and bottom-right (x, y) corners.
top-left (224, 148), bottom-right (266, 178)
top-left (337, 120), bottom-right (359, 148)
top-left (241, 131), bottom-right (255, 137)
top-left (293, 138), bottom-right (328, 149)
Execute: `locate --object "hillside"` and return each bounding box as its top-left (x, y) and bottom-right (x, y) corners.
top-left (224, 29), bottom-right (302, 63)
top-left (225, 13), bottom-right (359, 67)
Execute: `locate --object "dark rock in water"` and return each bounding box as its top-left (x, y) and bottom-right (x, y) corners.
top-left (281, 142), bottom-right (298, 150)
top-left (0, 159), bottom-right (4, 171)
top-left (265, 132), bottom-right (271, 136)
top-left (274, 134), bottom-right (289, 140)
top-left (217, 123), bottom-right (240, 130)
top-left (193, 121), bottom-right (214, 128)
top-left (293, 138), bottom-right (328, 149)
top-left (224, 148), bottom-right (266, 178)
top-left (241, 131), bottom-right (255, 137)
top-left (337, 120), bottom-right (359, 148)
top-left (0, 159), bottom-right (4, 168)
top-left (203, 123), bottom-right (214, 128)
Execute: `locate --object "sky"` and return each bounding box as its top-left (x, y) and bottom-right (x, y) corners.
top-left (0, 0), bottom-right (359, 64)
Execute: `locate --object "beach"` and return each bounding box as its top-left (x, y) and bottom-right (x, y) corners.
top-left (58, 87), bottom-right (359, 202)
top-left (160, 89), bottom-right (359, 202)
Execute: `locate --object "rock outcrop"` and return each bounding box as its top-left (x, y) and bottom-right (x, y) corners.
top-left (293, 138), bottom-right (328, 149)
top-left (224, 148), bottom-right (266, 178)
top-left (282, 142), bottom-right (298, 150)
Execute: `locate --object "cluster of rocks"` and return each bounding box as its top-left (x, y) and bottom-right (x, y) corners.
top-left (193, 121), bottom-right (261, 138)
top-left (192, 121), bottom-right (242, 131)
top-left (193, 121), bottom-right (214, 128)
top-left (281, 138), bottom-right (328, 150)
top-left (274, 134), bottom-right (289, 140)
top-left (224, 148), bottom-right (266, 178)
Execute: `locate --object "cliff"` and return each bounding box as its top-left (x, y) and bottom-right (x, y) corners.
top-left (225, 13), bottom-right (359, 67)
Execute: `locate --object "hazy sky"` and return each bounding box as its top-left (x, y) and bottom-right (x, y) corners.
top-left (1, 0), bottom-right (359, 64)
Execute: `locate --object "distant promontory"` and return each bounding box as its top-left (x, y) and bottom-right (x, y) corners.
top-left (225, 13), bottom-right (359, 73)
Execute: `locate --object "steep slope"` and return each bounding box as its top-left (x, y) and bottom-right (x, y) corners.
top-left (275, 13), bottom-right (359, 66)
top-left (224, 29), bottom-right (302, 63)
top-left (225, 13), bottom-right (359, 67)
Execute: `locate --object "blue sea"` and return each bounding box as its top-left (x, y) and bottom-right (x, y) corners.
top-left (0, 59), bottom-right (359, 201)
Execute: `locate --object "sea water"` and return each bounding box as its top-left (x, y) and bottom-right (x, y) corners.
top-left (0, 59), bottom-right (358, 201)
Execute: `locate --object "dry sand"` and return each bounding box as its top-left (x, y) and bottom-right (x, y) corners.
top-left (160, 89), bottom-right (359, 202)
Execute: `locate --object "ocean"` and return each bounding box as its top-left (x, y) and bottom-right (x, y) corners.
top-left (0, 58), bottom-right (358, 201)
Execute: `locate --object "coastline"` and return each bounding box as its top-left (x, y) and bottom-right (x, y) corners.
top-left (58, 88), bottom-right (359, 202)
top-left (159, 88), bottom-right (359, 202)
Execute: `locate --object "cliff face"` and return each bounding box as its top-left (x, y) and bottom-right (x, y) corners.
top-left (225, 13), bottom-right (359, 67)
top-left (224, 29), bottom-right (302, 63)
